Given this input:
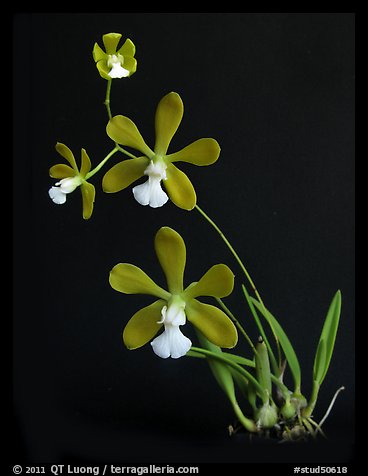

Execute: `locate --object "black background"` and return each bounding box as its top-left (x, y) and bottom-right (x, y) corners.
top-left (13, 13), bottom-right (355, 464)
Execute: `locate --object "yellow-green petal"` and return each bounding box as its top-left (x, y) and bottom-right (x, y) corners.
top-left (102, 33), bottom-right (122, 54)
top-left (55, 142), bottom-right (78, 171)
top-left (49, 164), bottom-right (76, 179)
top-left (164, 163), bottom-right (196, 210)
top-left (106, 115), bottom-right (154, 158)
top-left (154, 92), bottom-right (184, 156)
top-left (95, 60), bottom-right (111, 80)
top-left (102, 157), bottom-right (149, 193)
top-left (123, 299), bottom-right (165, 350)
top-left (80, 148), bottom-right (92, 177)
top-left (183, 264), bottom-right (234, 300)
top-left (186, 299), bottom-right (238, 348)
top-left (154, 227), bottom-right (186, 295)
top-left (109, 263), bottom-right (170, 300)
top-left (81, 181), bottom-right (95, 220)
top-left (122, 56), bottom-right (137, 75)
top-left (92, 43), bottom-right (108, 63)
top-left (166, 138), bottom-right (221, 166)
top-left (117, 38), bottom-right (136, 57)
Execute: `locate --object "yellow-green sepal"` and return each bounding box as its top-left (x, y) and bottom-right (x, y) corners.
top-left (109, 263), bottom-right (170, 300)
top-left (92, 42), bottom-right (107, 63)
top-left (55, 142), bottom-right (78, 172)
top-left (154, 92), bottom-right (184, 156)
top-left (106, 115), bottom-right (154, 158)
top-left (154, 227), bottom-right (186, 295)
top-left (49, 164), bottom-right (76, 179)
top-left (102, 32), bottom-right (122, 54)
top-left (166, 138), bottom-right (220, 166)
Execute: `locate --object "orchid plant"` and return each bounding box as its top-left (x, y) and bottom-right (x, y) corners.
top-left (48, 32), bottom-right (344, 441)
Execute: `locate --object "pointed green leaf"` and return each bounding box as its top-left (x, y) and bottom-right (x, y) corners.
top-left (196, 332), bottom-right (236, 398)
top-left (313, 338), bottom-right (326, 384)
top-left (241, 285), bottom-right (279, 375)
top-left (250, 297), bottom-right (301, 391)
top-left (255, 339), bottom-right (272, 402)
top-left (313, 290), bottom-right (342, 385)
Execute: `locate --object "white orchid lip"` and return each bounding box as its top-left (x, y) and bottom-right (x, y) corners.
top-left (107, 54), bottom-right (130, 78)
top-left (132, 159), bottom-right (169, 208)
top-left (151, 296), bottom-right (192, 359)
top-left (48, 176), bottom-right (82, 205)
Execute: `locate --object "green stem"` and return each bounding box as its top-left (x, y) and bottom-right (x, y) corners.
top-left (215, 297), bottom-right (257, 354)
top-left (116, 144), bottom-right (139, 160)
top-left (85, 146), bottom-right (119, 180)
top-left (103, 79), bottom-right (139, 161)
top-left (231, 401), bottom-right (258, 433)
top-left (104, 79), bottom-right (113, 120)
top-left (302, 380), bottom-right (320, 418)
top-left (195, 204), bottom-right (264, 306)
top-left (241, 284), bottom-right (279, 376)
top-left (195, 204), bottom-right (283, 371)
top-left (187, 347), bottom-right (258, 433)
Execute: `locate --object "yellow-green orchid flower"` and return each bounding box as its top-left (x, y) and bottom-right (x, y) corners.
top-left (102, 92), bottom-right (221, 210)
top-left (93, 33), bottom-right (137, 79)
top-left (48, 142), bottom-right (95, 220)
top-left (109, 227), bottom-right (238, 359)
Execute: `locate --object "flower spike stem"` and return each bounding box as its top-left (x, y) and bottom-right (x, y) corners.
top-left (195, 204), bottom-right (264, 306)
top-left (105, 78), bottom-right (113, 119)
top-left (102, 76), bottom-right (139, 160)
top-left (85, 146), bottom-right (120, 180)
top-left (195, 204), bottom-right (282, 368)
top-left (215, 297), bottom-right (256, 354)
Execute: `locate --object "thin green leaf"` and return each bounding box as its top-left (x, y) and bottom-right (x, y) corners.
top-left (255, 339), bottom-right (272, 402)
top-left (314, 290), bottom-right (342, 385)
top-left (222, 352), bottom-right (256, 368)
top-left (197, 332), bottom-right (236, 399)
top-left (230, 369), bottom-right (258, 411)
top-left (241, 285), bottom-right (279, 375)
top-left (195, 333), bottom-right (257, 432)
top-left (313, 338), bottom-right (326, 384)
top-left (250, 297), bottom-right (301, 392)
